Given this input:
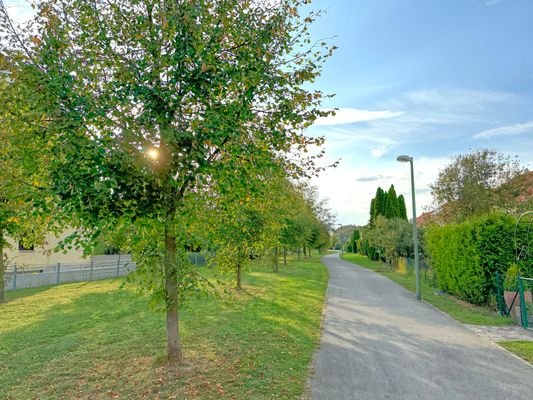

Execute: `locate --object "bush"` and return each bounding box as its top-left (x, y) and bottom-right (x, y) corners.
top-left (362, 216), bottom-right (413, 265)
top-left (425, 213), bottom-right (516, 305)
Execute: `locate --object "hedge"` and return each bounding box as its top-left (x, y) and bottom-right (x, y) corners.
top-left (425, 213), bottom-right (516, 305)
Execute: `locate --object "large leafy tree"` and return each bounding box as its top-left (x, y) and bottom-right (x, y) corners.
top-left (1, 0), bottom-right (333, 360)
top-left (0, 58), bottom-right (58, 302)
top-left (362, 216), bottom-right (412, 266)
top-left (430, 149), bottom-right (525, 223)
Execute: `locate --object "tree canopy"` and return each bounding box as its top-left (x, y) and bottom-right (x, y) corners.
top-left (430, 149), bottom-right (526, 223)
top-left (0, 0), bottom-right (335, 360)
top-left (369, 184), bottom-right (407, 223)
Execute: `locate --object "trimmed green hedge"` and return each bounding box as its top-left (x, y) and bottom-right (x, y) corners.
top-left (425, 213), bottom-right (516, 305)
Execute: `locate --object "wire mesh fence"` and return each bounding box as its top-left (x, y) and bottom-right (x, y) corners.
top-left (404, 256), bottom-right (436, 286)
top-left (495, 272), bottom-right (533, 328)
top-left (3, 255), bottom-right (135, 291)
top-left (3, 252), bottom-right (207, 292)
top-left (518, 277), bottom-right (533, 328)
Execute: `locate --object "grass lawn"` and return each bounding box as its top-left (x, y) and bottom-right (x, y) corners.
top-left (342, 253), bottom-right (513, 326)
top-left (0, 255), bottom-right (328, 399)
top-left (498, 341), bottom-right (533, 364)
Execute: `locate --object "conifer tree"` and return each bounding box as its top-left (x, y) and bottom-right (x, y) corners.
top-left (385, 185), bottom-right (399, 219)
top-left (398, 194), bottom-right (408, 221)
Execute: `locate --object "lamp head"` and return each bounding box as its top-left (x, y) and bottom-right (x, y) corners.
top-left (396, 155), bottom-right (412, 163)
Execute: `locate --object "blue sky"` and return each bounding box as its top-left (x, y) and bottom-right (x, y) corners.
top-left (4, 0), bottom-right (533, 225)
top-left (306, 0), bottom-right (533, 225)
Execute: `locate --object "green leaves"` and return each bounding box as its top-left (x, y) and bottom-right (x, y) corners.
top-left (1, 1), bottom-right (334, 356)
top-left (429, 149), bottom-right (526, 223)
top-left (425, 213), bottom-right (517, 305)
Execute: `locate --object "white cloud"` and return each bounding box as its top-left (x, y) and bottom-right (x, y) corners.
top-left (398, 87), bottom-right (519, 118)
top-left (311, 153), bottom-right (452, 225)
top-left (308, 86), bottom-right (531, 224)
top-left (473, 121), bottom-right (533, 139)
top-left (485, 0), bottom-right (504, 6)
top-left (371, 147), bottom-right (388, 158)
top-left (313, 107), bottom-right (404, 126)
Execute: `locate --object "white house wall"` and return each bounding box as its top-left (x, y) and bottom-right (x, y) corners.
top-left (4, 229), bottom-right (85, 267)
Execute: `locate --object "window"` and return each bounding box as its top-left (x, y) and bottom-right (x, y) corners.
top-left (18, 242), bottom-right (34, 251)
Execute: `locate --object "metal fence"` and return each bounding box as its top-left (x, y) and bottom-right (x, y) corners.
top-left (3, 254), bottom-right (136, 291)
top-left (2, 252), bottom-right (207, 292)
top-left (495, 272), bottom-right (533, 328)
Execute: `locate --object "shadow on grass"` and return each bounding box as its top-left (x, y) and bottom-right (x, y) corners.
top-left (1, 257), bottom-right (329, 400)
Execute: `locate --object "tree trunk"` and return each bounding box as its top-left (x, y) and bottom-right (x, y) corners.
top-left (303, 245), bottom-right (307, 258)
top-left (297, 248), bottom-right (301, 261)
top-left (283, 247), bottom-right (287, 266)
top-left (0, 228), bottom-right (4, 303)
top-left (274, 247), bottom-right (279, 272)
top-left (164, 222), bottom-right (182, 362)
top-left (309, 247), bottom-right (312, 257)
top-left (237, 263), bottom-right (242, 290)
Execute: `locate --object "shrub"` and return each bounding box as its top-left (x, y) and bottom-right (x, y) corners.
top-left (425, 213), bottom-right (516, 305)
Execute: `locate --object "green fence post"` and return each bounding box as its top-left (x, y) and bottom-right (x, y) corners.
top-left (518, 276), bottom-right (528, 329)
top-left (495, 271), bottom-right (504, 316)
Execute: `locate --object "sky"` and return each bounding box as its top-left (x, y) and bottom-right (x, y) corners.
top-left (305, 0), bottom-right (533, 226)
top-left (3, 0), bottom-right (533, 226)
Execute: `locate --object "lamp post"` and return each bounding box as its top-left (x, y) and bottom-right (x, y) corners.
top-left (397, 155), bottom-right (421, 301)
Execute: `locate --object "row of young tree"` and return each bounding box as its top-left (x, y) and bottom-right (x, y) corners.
top-left (0, 0), bottom-right (335, 362)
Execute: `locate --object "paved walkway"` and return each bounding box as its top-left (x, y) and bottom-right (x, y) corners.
top-left (465, 324), bottom-right (533, 342)
top-left (308, 254), bottom-right (533, 400)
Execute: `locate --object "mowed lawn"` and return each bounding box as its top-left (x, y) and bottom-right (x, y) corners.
top-left (0, 255), bottom-right (328, 399)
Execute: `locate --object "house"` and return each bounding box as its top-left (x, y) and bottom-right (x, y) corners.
top-left (3, 229), bottom-right (85, 267)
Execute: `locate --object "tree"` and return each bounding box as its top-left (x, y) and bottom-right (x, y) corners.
top-left (350, 229), bottom-right (360, 253)
top-left (372, 187), bottom-right (387, 223)
top-left (0, 62), bottom-right (57, 302)
top-left (211, 204), bottom-right (265, 290)
top-left (1, 0), bottom-right (334, 361)
top-left (207, 172), bottom-right (291, 287)
top-left (363, 216), bottom-right (412, 267)
top-left (384, 184), bottom-right (399, 219)
top-left (430, 149), bottom-right (526, 223)
top-left (397, 194), bottom-right (407, 221)
top-left (369, 198), bottom-right (376, 225)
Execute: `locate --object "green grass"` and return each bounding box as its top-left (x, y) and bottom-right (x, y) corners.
top-left (498, 341), bottom-right (533, 364)
top-left (342, 253), bottom-right (513, 326)
top-left (0, 255), bottom-right (328, 400)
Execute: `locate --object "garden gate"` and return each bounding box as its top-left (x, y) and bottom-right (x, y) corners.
top-left (496, 211), bottom-right (533, 327)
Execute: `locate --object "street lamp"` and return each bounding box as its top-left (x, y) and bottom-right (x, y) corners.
top-left (397, 155), bottom-right (421, 301)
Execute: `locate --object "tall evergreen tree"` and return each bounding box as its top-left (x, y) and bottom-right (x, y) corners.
top-left (374, 187), bottom-right (387, 218)
top-left (398, 194), bottom-right (408, 221)
top-left (369, 198), bottom-right (376, 224)
top-left (385, 185), bottom-right (399, 219)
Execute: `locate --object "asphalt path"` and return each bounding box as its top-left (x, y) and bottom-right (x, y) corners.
top-left (308, 253), bottom-right (533, 400)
